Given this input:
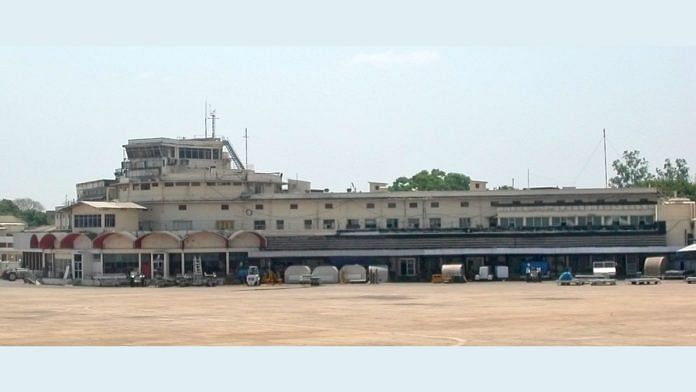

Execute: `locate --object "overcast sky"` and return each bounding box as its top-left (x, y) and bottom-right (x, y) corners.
top-left (1, 47), bottom-right (694, 209)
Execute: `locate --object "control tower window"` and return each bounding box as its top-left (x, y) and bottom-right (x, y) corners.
top-left (179, 147), bottom-right (212, 159)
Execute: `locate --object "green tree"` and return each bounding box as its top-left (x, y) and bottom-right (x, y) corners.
top-left (610, 150), bottom-right (654, 188)
top-left (651, 158), bottom-right (696, 199)
top-left (389, 169), bottom-right (471, 191)
top-left (610, 152), bottom-right (696, 200)
top-left (0, 199), bottom-right (20, 216)
top-left (0, 198), bottom-right (48, 227)
top-left (656, 158), bottom-right (690, 182)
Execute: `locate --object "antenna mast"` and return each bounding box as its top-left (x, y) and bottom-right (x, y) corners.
top-left (208, 109), bottom-right (218, 138)
top-left (204, 100), bottom-right (208, 138)
top-left (603, 128), bottom-right (608, 188)
top-left (244, 128), bottom-right (249, 168)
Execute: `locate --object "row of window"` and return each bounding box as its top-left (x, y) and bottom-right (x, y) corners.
top-left (212, 201), bottom-right (472, 211)
top-left (498, 215), bottom-right (655, 228)
top-left (211, 217), bottom-right (473, 231)
top-left (491, 198), bottom-right (651, 207)
top-left (74, 214), bottom-right (116, 228)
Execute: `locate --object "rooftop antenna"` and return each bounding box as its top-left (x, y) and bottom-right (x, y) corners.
top-left (208, 109), bottom-right (218, 138)
top-left (244, 128), bottom-right (249, 168)
top-left (603, 128), bottom-right (608, 188)
top-left (527, 169), bottom-right (530, 189)
top-left (204, 100), bottom-right (208, 138)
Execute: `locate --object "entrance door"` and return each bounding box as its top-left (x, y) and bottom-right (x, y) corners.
top-left (152, 254), bottom-right (165, 278)
top-left (73, 254), bottom-right (83, 280)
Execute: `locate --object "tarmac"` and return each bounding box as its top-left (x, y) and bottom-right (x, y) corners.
top-left (1, 279), bottom-right (695, 345)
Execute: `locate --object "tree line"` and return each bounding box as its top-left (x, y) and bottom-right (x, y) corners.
top-left (389, 151), bottom-right (696, 201)
top-left (610, 151), bottom-right (696, 199)
top-left (0, 198), bottom-right (49, 228)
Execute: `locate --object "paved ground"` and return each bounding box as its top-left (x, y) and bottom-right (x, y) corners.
top-left (1, 280), bottom-right (695, 345)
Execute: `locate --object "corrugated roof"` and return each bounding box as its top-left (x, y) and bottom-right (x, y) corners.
top-left (79, 201), bottom-right (147, 210)
top-left (57, 201), bottom-right (147, 211)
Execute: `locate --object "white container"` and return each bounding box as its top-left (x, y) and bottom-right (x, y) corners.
top-left (495, 265), bottom-right (509, 280)
top-left (339, 264), bottom-right (366, 283)
top-left (368, 265), bottom-right (389, 283)
top-left (441, 264), bottom-right (464, 279)
top-left (284, 265), bottom-right (312, 284)
top-left (311, 265), bottom-right (339, 283)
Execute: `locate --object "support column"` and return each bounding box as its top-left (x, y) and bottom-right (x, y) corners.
top-left (181, 251), bottom-right (185, 275)
top-left (164, 253), bottom-right (169, 278)
top-left (225, 252), bottom-right (230, 276)
top-left (138, 253), bottom-right (142, 273)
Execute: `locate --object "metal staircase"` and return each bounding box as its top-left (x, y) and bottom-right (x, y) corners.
top-left (221, 137), bottom-right (245, 170)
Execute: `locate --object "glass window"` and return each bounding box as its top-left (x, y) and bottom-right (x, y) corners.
top-left (221, 204), bottom-right (229, 210)
top-left (215, 220), bottom-right (235, 230)
top-left (323, 219), bottom-right (336, 229)
top-left (365, 219), bottom-right (377, 229)
top-left (399, 258), bottom-right (416, 276)
top-left (430, 202), bottom-right (439, 208)
top-left (255, 204), bottom-right (264, 210)
top-left (409, 202), bottom-right (418, 208)
top-left (325, 203), bottom-right (333, 209)
top-left (104, 214), bottom-right (115, 228)
top-left (407, 218), bottom-right (420, 228)
top-left (460, 201), bottom-right (469, 207)
top-left (386, 218), bottom-right (399, 229)
top-left (459, 217), bottom-right (471, 228)
top-left (290, 203), bottom-right (298, 210)
top-left (388, 203), bottom-right (397, 209)
top-left (429, 218), bottom-right (441, 228)
top-left (74, 214), bottom-right (101, 228)
top-left (304, 220), bottom-right (312, 229)
top-left (366, 203), bottom-right (375, 209)
top-left (346, 219), bottom-right (360, 229)
top-left (178, 204), bottom-right (187, 211)
top-left (276, 220), bottom-right (285, 230)
top-left (254, 220), bottom-right (266, 230)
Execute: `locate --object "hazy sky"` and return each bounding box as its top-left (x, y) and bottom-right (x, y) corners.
top-left (1, 47), bottom-right (694, 209)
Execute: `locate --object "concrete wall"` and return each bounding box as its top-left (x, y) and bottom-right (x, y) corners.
top-left (135, 193), bottom-right (661, 235)
top-left (658, 199), bottom-right (695, 247)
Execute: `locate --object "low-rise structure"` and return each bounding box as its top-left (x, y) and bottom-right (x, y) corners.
top-left (12, 134), bottom-right (696, 281)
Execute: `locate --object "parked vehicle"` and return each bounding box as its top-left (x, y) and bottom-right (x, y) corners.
top-left (0, 261), bottom-right (32, 282)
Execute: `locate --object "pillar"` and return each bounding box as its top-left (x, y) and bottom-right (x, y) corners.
top-left (225, 252), bottom-right (230, 276)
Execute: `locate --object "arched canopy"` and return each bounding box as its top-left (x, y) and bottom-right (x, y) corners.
top-left (39, 234), bottom-right (56, 249)
top-left (60, 233), bottom-right (93, 249)
top-left (135, 231), bottom-right (182, 249)
top-left (30, 234), bottom-right (39, 249)
top-left (93, 231), bottom-right (137, 249)
top-left (183, 231), bottom-right (228, 249)
top-left (228, 230), bottom-right (267, 249)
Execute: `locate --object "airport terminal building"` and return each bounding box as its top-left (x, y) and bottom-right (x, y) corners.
top-left (13, 136), bottom-right (696, 281)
